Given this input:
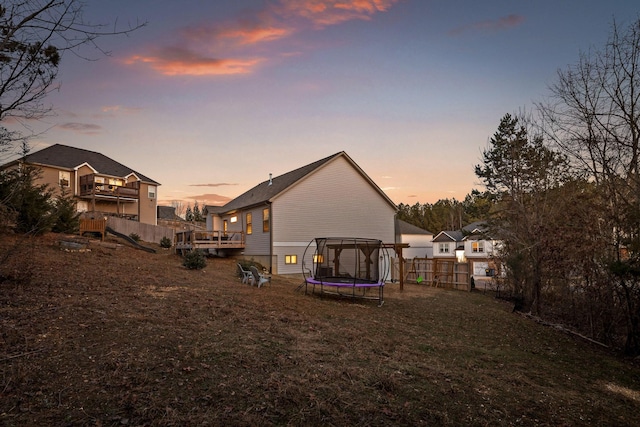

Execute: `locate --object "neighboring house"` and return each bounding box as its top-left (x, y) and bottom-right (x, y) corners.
top-left (461, 221), bottom-right (502, 279)
top-left (157, 206), bottom-right (187, 229)
top-left (158, 206), bottom-right (181, 222)
top-left (2, 144), bottom-right (160, 225)
top-left (432, 230), bottom-right (464, 260)
top-left (395, 219), bottom-right (433, 259)
top-left (204, 151), bottom-right (397, 275)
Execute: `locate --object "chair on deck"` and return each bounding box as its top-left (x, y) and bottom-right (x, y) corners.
top-left (250, 266), bottom-right (271, 288)
top-left (237, 263), bottom-right (253, 284)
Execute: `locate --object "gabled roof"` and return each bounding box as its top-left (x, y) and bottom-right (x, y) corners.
top-left (396, 219), bottom-right (433, 235)
top-left (462, 220), bottom-right (488, 234)
top-left (462, 220), bottom-right (495, 240)
top-left (433, 230), bottom-right (464, 243)
top-left (11, 144), bottom-right (159, 184)
top-left (212, 151), bottom-right (396, 214)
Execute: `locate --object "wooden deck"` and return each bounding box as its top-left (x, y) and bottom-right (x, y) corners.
top-left (79, 174), bottom-right (139, 200)
top-left (174, 230), bottom-right (245, 254)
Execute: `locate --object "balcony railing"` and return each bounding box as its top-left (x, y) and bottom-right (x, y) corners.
top-left (174, 230), bottom-right (245, 253)
top-left (79, 174), bottom-right (139, 200)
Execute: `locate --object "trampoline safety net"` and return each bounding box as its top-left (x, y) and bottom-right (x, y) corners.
top-left (304, 237), bottom-right (384, 284)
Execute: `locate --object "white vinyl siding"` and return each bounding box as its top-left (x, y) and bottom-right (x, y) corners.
top-left (271, 156), bottom-right (395, 274)
top-left (439, 243), bottom-right (450, 254)
top-left (465, 239), bottom-right (496, 258)
top-left (400, 234), bottom-right (434, 259)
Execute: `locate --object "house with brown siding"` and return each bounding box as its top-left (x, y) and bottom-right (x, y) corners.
top-left (2, 144), bottom-right (160, 225)
top-left (205, 151), bottom-right (397, 275)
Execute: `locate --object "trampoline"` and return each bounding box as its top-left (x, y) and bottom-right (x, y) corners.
top-left (302, 237), bottom-right (389, 306)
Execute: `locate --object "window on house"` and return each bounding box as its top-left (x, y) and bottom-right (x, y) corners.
top-left (59, 171), bottom-right (70, 188)
top-left (285, 255), bottom-right (298, 264)
top-left (262, 208), bottom-right (269, 232)
top-left (472, 241), bottom-right (484, 253)
top-left (246, 212), bottom-right (252, 235)
top-left (230, 216), bottom-right (237, 223)
top-left (148, 185), bottom-right (156, 199)
top-left (439, 243), bottom-right (450, 254)
top-left (223, 220), bottom-right (228, 234)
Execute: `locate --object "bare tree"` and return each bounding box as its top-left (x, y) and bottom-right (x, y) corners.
top-left (0, 0), bottom-right (145, 124)
top-left (538, 17), bottom-right (640, 355)
top-left (171, 200), bottom-right (185, 219)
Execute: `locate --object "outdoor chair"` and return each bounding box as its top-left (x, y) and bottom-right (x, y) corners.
top-left (250, 266), bottom-right (271, 288)
top-left (238, 263), bottom-right (253, 284)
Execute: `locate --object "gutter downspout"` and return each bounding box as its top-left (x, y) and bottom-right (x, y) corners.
top-left (267, 201), bottom-right (273, 274)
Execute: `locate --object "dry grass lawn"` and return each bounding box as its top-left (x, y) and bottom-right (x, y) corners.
top-left (1, 232), bottom-right (639, 426)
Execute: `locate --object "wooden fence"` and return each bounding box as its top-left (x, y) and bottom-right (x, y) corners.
top-left (391, 258), bottom-right (471, 291)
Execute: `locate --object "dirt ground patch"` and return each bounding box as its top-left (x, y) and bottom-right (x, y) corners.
top-left (1, 232), bottom-right (639, 426)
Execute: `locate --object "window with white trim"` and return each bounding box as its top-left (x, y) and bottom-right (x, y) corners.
top-left (472, 241), bottom-right (484, 253)
top-left (59, 171), bottom-right (70, 187)
top-left (285, 255), bottom-right (298, 264)
top-left (262, 208), bottom-right (269, 232)
top-left (438, 243), bottom-right (450, 254)
top-left (148, 185), bottom-right (156, 199)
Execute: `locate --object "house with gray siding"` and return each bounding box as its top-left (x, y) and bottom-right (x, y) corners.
top-left (204, 152), bottom-right (397, 275)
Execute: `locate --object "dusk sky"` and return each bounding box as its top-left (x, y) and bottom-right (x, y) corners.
top-left (15, 0), bottom-right (640, 207)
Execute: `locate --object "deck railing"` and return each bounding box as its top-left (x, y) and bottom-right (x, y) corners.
top-left (79, 175), bottom-right (139, 199)
top-left (174, 230), bottom-right (245, 253)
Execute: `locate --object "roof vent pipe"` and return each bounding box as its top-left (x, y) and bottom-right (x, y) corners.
top-left (268, 173), bottom-right (272, 185)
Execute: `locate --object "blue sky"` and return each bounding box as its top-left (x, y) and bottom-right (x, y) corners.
top-left (13, 0), bottom-right (640, 207)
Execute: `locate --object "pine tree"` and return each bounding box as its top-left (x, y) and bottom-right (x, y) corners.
top-left (193, 200), bottom-right (202, 222)
top-left (51, 187), bottom-right (80, 234)
top-left (475, 113), bottom-right (571, 314)
top-left (185, 205), bottom-right (194, 222)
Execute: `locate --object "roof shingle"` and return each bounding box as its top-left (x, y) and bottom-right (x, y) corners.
top-left (19, 144), bottom-right (159, 184)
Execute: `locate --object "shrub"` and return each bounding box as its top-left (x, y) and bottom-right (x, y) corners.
top-left (129, 233), bottom-right (140, 242)
top-left (160, 236), bottom-right (172, 248)
top-left (183, 249), bottom-right (207, 270)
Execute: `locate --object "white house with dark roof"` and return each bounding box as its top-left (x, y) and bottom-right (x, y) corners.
top-left (395, 219), bottom-right (433, 259)
top-left (2, 144), bottom-right (160, 225)
top-left (461, 221), bottom-right (502, 279)
top-left (205, 151), bottom-right (397, 275)
top-left (432, 230), bottom-right (464, 260)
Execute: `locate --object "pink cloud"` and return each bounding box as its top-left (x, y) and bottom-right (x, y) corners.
top-left (183, 24), bottom-right (293, 46)
top-left (278, 0), bottom-right (400, 26)
top-left (127, 0), bottom-right (401, 77)
top-left (58, 122), bottom-right (103, 134)
top-left (126, 47), bottom-right (263, 76)
top-left (189, 183), bottom-right (238, 187)
top-left (188, 193), bottom-right (232, 205)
